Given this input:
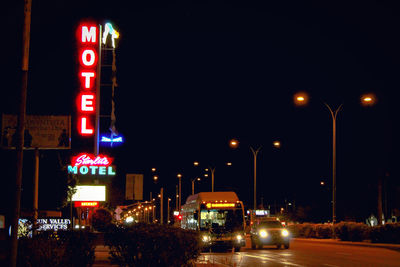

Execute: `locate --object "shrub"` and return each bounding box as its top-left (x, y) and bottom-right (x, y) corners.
top-left (315, 224), bottom-right (332, 239)
top-left (91, 208), bottom-right (113, 232)
top-left (287, 223), bottom-right (333, 239)
top-left (105, 223), bottom-right (201, 267)
top-left (370, 223), bottom-right (400, 244)
top-left (334, 222), bottom-right (368, 242)
top-left (287, 223), bottom-right (316, 238)
top-left (17, 230), bottom-right (95, 267)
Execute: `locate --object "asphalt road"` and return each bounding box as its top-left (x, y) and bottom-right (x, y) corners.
top-left (197, 239), bottom-right (400, 267)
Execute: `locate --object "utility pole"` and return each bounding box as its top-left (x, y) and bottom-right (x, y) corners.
top-left (10, 1), bottom-right (32, 266)
top-left (250, 146), bottom-right (261, 210)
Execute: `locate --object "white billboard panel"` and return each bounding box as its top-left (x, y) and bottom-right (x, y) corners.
top-left (71, 185), bottom-right (106, 201)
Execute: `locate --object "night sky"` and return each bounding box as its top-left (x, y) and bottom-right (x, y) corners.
top-left (1, 0), bottom-right (399, 222)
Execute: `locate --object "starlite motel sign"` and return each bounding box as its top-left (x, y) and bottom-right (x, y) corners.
top-left (76, 23), bottom-right (98, 136)
top-left (68, 153), bottom-right (116, 176)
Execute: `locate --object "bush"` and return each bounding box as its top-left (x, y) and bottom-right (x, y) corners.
top-left (17, 230), bottom-right (95, 267)
top-left (315, 224), bottom-right (332, 239)
top-left (334, 222), bottom-right (368, 242)
top-left (287, 223), bottom-right (333, 239)
top-left (370, 223), bottom-right (400, 244)
top-left (91, 208), bottom-right (113, 232)
top-left (105, 223), bottom-right (201, 267)
top-left (287, 223), bottom-right (316, 238)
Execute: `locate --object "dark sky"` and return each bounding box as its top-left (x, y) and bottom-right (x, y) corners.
top-left (1, 0), bottom-right (399, 222)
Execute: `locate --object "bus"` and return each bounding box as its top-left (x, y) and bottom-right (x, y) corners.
top-left (181, 191), bottom-right (246, 251)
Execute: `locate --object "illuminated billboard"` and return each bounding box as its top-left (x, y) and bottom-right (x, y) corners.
top-left (71, 185), bottom-right (106, 201)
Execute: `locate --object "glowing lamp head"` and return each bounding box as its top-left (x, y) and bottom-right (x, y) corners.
top-left (229, 139), bottom-right (239, 149)
top-left (361, 93), bottom-right (376, 106)
top-left (273, 141), bottom-right (281, 148)
top-left (294, 92), bottom-right (309, 106)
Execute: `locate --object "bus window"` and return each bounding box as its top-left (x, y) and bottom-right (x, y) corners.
top-left (200, 209), bottom-right (243, 232)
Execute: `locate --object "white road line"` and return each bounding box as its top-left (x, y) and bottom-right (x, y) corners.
top-left (244, 254), bottom-right (305, 267)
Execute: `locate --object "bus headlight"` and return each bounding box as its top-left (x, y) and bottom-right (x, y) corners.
top-left (281, 229), bottom-right (289, 237)
top-left (259, 229), bottom-right (268, 238)
top-left (202, 235), bottom-right (211, 242)
top-left (236, 234), bottom-right (243, 241)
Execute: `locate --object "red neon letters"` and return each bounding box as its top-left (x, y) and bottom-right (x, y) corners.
top-left (71, 153), bottom-right (113, 166)
top-left (77, 23), bottom-right (98, 136)
top-left (74, 201), bottom-right (99, 208)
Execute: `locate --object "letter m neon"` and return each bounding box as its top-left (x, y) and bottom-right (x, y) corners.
top-left (81, 26), bottom-right (97, 43)
top-left (68, 165), bottom-right (78, 174)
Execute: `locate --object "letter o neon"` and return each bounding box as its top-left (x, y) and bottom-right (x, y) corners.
top-left (79, 166), bottom-right (89, 175)
top-left (82, 49), bottom-right (96, 66)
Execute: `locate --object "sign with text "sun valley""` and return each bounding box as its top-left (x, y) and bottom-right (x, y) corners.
top-left (68, 153), bottom-right (116, 176)
top-left (76, 23), bottom-right (98, 136)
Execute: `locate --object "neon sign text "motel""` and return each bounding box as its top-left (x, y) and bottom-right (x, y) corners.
top-left (76, 23), bottom-right (98, 136)
top-left (68, 153), bottom-right (116, 176)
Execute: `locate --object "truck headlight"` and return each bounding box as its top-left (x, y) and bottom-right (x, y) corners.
top-left (281, 229), bottom-right (289, 237)
top-left (259, 229), bottom-right (268, 238)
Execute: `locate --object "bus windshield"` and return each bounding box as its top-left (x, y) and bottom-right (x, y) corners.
top-left (200, 209), bottom-right (243, 232)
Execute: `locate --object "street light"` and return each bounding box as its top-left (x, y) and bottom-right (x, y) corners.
top-left (361, 93), bottom-right (376, 107)
top-left (167, 198), bottom-right (171, 224)
top-left (250, 146), bottom-right (262, 210)
top-left (273, 140), bottom-right (281, 148)
top-left (230, 138), bottom-right (262, 209)
top-left (177, 174), bottom-right (182, 211)
top-left (191, 177), bottom-right (201, 195)
top-left (294, 92), bottom-right (344, 237)
top-left (209, 167), bottom-right (216, 192)
top-left (324, 102), bottom-right (343, 233)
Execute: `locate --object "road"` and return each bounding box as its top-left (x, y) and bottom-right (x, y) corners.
top-left (197, 239), bottom-right (400, 267)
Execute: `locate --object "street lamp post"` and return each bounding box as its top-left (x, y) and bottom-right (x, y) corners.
top-left (167, 198), bottom-right (171, 224)
top-left (210, 167), bottom-right (215, 192)
top-left (250, 146), bottom-right (261, 210)
top-left (177, 174), bottom-right (182, 211)
top-left (191, 177), bottom-right (201, 195)
top-left (324, 102), bottom-right (342, 237)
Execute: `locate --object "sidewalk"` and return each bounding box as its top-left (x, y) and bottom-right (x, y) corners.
top-left (93, 245), bottom-right (226, 267)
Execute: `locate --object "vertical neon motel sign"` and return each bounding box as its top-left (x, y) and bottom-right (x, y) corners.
top-left (77, 23), bottom-right (98, 136)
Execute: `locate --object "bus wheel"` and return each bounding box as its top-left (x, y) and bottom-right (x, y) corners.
top-left (276, 243), bottom-right (282, 249)
top-left (234, 246), bottom-right (241, 252)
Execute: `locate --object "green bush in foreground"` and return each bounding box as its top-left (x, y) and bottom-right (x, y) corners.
top-left (105, 223), bottom-right (201, 267)
top-left (17, 230), bottom-right (96, 267)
